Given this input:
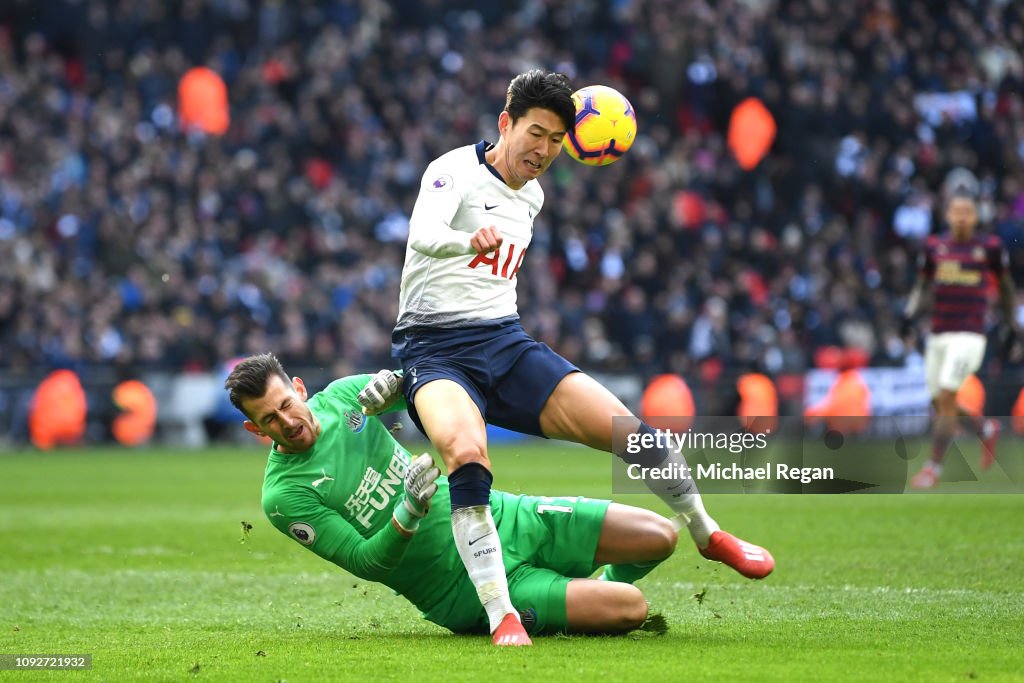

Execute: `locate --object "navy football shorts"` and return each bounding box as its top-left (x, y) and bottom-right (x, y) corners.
top-left (391, 318), bottom-right (579, 437)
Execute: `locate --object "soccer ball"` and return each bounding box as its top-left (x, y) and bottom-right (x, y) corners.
top-left (563, 85), bottom-right (637, 166)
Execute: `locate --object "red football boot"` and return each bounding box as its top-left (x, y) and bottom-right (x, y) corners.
top-left (910, 464), bottom-right (940, 490)
top-left (699, 530), bottom-right (775, 580)
top-left (492, 613), bottom-right (532, 647)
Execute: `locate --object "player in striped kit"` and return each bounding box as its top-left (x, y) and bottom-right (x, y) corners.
top-left (390, 69), bottom-right (773, 646)
top-left (903, 191), bottom-right (1022, 488)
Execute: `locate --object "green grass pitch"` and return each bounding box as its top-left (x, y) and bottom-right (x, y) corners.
top-left (1, 441), bottom-right (1022, 682)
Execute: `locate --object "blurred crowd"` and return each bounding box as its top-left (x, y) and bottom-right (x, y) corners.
top-left (2, 0), bottom-right (1023, 388)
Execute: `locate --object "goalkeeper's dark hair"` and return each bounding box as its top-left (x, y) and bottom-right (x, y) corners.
top-left (224, 352), bottom-right (290, 417)
top-left (505, 69), bottom-right (575, 133)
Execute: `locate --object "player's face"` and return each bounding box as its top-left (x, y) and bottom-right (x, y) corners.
top-left (241, 374), bottom-right (320, 453)
top-left (497, 107), bottom-right (567, 187)
top-left (947, 197), bottom-right (978, 239)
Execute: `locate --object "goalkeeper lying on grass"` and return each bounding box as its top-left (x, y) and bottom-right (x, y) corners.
top-left (225, 353), bottom-right (677, 635)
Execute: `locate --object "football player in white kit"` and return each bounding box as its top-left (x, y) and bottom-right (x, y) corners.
top-left (382, 70), bottom-right (774, 646)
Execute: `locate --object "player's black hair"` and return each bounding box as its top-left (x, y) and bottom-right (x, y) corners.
top-left (224, 352), bottom-right (291, 417)
top-left (948, 187), bottom-right (977, 204)
top-left (505, 69), bottom-right (575, 133)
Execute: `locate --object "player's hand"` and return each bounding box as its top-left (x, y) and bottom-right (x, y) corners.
top-left (899, 315), bottom-right (916, 339)
top-left (470, 226), bottom-right (503, 255)
top-left (358, 369), bottom-right (403, 416)
top-left (403, 453), bottom-right (440, 518)
top-left (1000, 324), bottom-right (1024, 360)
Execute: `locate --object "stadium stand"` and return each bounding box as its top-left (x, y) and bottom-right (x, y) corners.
top-left (0, 0), bottom-right (1022, 443)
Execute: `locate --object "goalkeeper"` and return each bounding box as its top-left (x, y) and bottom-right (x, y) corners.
top-left (225, 353), bottom-right (676, 635)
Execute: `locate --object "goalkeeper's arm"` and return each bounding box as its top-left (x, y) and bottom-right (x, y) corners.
top-left (270, 455), bottom-right (440, 579)
top-left (327, 454), bottom-right (441, 577)
top-left (389, 454), bottom-right (440, 537)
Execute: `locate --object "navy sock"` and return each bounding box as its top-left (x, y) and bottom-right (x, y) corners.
top-left (615, 423), bottom-right (672, 468)
top-left (448, 462), bottom-right (493, 509)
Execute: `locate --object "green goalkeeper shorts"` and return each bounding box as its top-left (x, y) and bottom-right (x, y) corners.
top-left (428, 493), bottom-right (611, 635)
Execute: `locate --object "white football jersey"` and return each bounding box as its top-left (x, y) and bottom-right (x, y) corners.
top-left (395, 141), bottom-right (543, 331)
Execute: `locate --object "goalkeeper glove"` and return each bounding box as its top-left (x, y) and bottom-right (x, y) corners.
top-left (358, 369), bottom-right (403, 416)
top-left (392, 453), bottom-right (440, 535)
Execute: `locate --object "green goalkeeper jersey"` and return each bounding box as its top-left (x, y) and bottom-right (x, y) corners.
top-left (261, 374), bottom-right (497, 620)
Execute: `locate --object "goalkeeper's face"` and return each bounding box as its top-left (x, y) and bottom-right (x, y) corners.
top-left (241, 374), bottom-right (320, 454)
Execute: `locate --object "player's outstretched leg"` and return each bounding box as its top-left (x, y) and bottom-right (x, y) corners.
top-left (955, 406), bottom-right (999, 471)
top-left (540, 373), bottom-right (774, 580)
top-left (594, 503), bottom-right (676, 584)
top-left (613, 424), bottom-right (774, 578)
top-left (592, 498), bottom-right (773, 582)
top-left (565, 579), bottom-right (652, 634)
top-left (979, 418), bottom-right (1000, 470)
top-left (913, 390), bottom-right (959, 489)
top-left (511, 573), bottom-right (657, 636)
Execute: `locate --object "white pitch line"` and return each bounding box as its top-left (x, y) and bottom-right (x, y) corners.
top-left (670, 582), bottom-right (1019, 598)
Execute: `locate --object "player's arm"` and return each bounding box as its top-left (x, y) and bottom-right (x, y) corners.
top-left (996, 269), bottom-right (1024, 358)
top-left (992, 242), bottom-right (1022, 334)
top-left (902, 247), bottom-right (933, 335)
top-left (903, 274), bottom-right (930, 318)
top-left (328, 512), bottom-right (415, 577)
top-left (265, 456), bottom-right (439, 578)
top-left (997, 271), bottom-right (1020, 330)
top-left (408, 166), bottom-right (475, 258)
top-left (409, 165), bottom-right (503, 257)
top-left (265, 489), bottom-right (409, 579)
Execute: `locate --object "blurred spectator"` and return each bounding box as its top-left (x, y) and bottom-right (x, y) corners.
top-left (804, 358), bottom-right (872, 435)
top-left (110, 376), bottom-right (157, 446)
top-left (735, 371), bottom-right (779, 434)
top-left (640, 374), bottom-right (696, 431)
top-left (1013, 386), bottom-right (1024, 434)
top-left (28, 368), bottom-right (87, 449)
top-left (0, 0), bottom-right (1022, 398)
top-left (956, 374), bottom-right (986, 420)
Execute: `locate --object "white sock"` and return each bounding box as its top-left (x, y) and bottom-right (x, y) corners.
top-left (618, 424), bottom-right (722, 548)
top-left (451, 505), bottom-right (517, 633)
top-left (640, 449), bottom-right (720, 547)
top-left (668, 494), bottom-right (720, 548)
